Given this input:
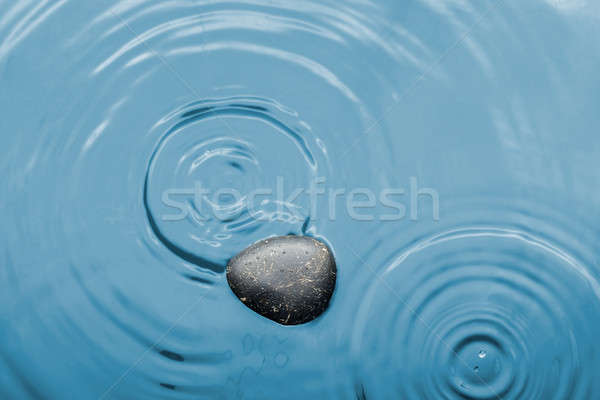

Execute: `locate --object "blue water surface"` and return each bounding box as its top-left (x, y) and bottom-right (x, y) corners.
top-left (1, 1), bottom-right (600, 399)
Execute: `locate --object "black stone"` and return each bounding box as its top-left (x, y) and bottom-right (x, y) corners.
top-left (226, 236), bottom-right (336, 325)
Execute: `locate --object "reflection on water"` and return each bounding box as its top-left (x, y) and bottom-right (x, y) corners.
top-left (1, 1), bottom-right (599, 399)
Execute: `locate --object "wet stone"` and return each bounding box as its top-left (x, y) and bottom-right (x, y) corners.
top-left (226, 236), bottom-right (337, 325)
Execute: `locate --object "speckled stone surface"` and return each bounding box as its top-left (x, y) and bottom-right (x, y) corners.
top-left (226, 236), bottom-right (337, 325)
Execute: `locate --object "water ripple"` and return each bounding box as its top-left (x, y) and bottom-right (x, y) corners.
top-left (143, 96), bottom-right (326, 273)
top-left (351, 202), bottom-right (600, 399)
top-left (1, 0), bottom-right (600, 399)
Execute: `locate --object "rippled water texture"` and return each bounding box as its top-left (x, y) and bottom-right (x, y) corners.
top-left (1, 1), bottom-right (600, 399)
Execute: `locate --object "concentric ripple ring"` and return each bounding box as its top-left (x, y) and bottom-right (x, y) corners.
top-left (352, 226), bottom-right (600, 399)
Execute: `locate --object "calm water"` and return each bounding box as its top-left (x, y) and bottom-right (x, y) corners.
top-left (1, 1), bottom-right (600, 399)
